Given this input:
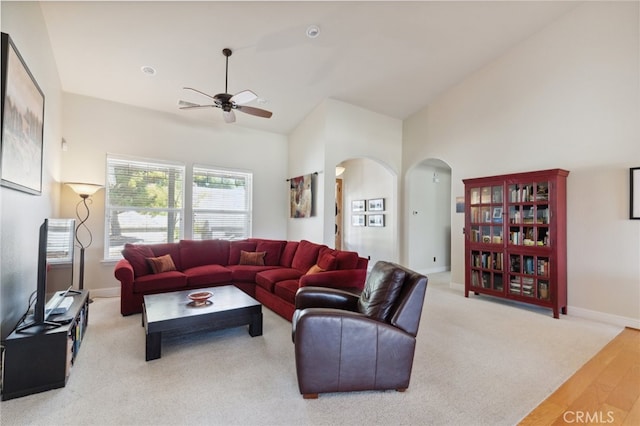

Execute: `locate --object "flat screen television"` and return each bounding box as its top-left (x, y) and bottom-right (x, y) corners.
top-left (16, 218), bottom-right (75, 333)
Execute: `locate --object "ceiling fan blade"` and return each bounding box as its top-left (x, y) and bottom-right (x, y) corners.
top-left (223, 110), bottom-right (236, 123)
top-left (230, 90), bottom-right (258, 105)
top-left (178, 100), bottom-right (216, 110)
top-left (183, 87), bottom-right (216, 100)
top-left (236, 105), bottom-right (273, 119)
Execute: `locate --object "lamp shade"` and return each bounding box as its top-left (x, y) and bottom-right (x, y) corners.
top-left (65, 182), bottom-right (103, 197)
top-left (335, 166), bottom-right (345, 177)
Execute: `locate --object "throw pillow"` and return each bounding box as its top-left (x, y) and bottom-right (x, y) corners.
top-left (305, 264), bottom-right (325, 275)
top-left (121, 243), bottom-right (155, 277)
top-left (317, 251), bottom-right (337, 271)
top-left (239, 250), bottom-right (266, 266)
top-left (147, 254), bottom-right (177, 274)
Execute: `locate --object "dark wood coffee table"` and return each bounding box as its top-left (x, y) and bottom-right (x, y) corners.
top-left (142, 285), bottom-right (262, 361)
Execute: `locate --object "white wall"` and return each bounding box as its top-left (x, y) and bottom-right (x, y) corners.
top-left (288, 98), bottom-right (403, 259)
top-left (403, 1), bottom-right (640, 325)
top-left (406, 160), bottom-right (451, 274)
top-left (341, 158), bottom-right (395, 266)
top-left (60, 93), bottom-right (288, 293)
top-left (0, 2), bottom-right (64, 338)
top-left (287, 102), bottom-right (327, 243)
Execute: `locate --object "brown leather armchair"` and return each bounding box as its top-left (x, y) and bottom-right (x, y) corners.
top-left (292, 261), bottom-right (428, 398)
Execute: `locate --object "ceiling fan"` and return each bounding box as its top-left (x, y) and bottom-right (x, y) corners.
top-left (178, 48), bottom-right (272, 123)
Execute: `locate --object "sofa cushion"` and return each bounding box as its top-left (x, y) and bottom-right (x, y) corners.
top-left (357, 263), bottom-right (406, 322)
top-left (227, 265), bottom-right (279, 282)
top-left (183, 264), bottom-right (233, 286)
top-left (255, 268), bottom-right (304, 292)
top-left (318, 247), bottom-right (359, 270)
top-left (147, 243), bottom-right (183, 271)
top-left (133, 270), bottom-right (187, 293)
top-left (291, 240), bottom-right (324, 272)
top-left (228, 240), bottom-right (257, 265)
top-left (239, 250), bottom-right (266, 266)
top-left (122, 244), bottom-right (154, 277)
top-left (180, 239), bottom-right (230, 269)
top-left (255, 240), bottom-right (286, 266)
top-left (273, 280), bottom-right (299, 305)
top-left (317, 250), bottom-right (337, 271)
top-left (279, 241), bottom-right (299, 267)
top-left (147, 254), bottom-right (176, 274)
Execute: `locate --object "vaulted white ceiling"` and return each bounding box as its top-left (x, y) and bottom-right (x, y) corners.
top-left (39, 1), bottom-right (579, 134)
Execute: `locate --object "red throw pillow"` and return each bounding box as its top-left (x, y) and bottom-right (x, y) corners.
top-left (317, 251), bottom-right (337, 271)
top-left (122, 244), bottom-right (154, 277)
top-left (239, 250), bottom-right (266, 266)
top-left (147, 254), bottom-right (177, 274)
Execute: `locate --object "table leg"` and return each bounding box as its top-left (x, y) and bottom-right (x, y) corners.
top-left (249, 311), bottom-right (263, 337)
top-left (146, 331), bottom-right (162, 361)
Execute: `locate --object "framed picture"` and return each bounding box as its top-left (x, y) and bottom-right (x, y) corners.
top-left (492, 207), bottom-right (503, 223)
top-left (352, 214), bottom-right (366, 227)
top-left (1, 32), bottom-right (44, 195)
top-left (631, 167), bottom-right (640, 220)
top-left (352, 200), bottom-right (366, 212)
top-left (368, 198), bottom-right (385, 212)
top-left (368, 214), bottom-right (385, 227)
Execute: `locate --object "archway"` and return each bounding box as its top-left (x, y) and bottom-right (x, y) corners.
top-left (335, 157), bottom-right (398, 267)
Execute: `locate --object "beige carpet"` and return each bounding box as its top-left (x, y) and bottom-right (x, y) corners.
top-left (0, 273), bottom-right (622, 425)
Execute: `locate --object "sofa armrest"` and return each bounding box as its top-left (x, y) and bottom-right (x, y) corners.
top-left (295, 286), bottom-right (360, 311)
top-left (299, 269), bottom-right (367, 291)
top-left (114, 258), bottom-right (134, 286)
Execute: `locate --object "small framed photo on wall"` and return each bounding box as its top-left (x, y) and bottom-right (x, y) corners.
top-left (352, 214), bottom-right (366, 226)
top-left (631, 167), bottom-right (640, 219)
top-left (352, 200), bottom-right (366, 212)
top-left (368, 198), bottom-right (385, 212)
top-left (368, 214), bottom-right (385, 227)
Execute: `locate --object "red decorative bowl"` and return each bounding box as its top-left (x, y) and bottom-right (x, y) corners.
top-left (188, 291), bottom-right (213, 306)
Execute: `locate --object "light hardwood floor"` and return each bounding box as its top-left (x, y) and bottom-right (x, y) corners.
top-left (519, 327), bottom-right (640, 425)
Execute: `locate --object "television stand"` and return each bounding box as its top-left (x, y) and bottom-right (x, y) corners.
top-left (14, 319), bottom-right (61, 334)
top-left (1, 290), bottom-right (89, 400)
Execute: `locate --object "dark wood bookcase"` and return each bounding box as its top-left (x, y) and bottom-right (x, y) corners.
top-left (1, 290), bottom-right (89, 400)
top-left (463, 169), bottom-right (569, 318)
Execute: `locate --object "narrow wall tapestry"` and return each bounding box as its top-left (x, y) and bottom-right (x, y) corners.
top-left (290, 173), bottom-right (313, 218)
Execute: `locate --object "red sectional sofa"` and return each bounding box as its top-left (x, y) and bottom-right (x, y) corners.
top-left (114, 238), bottom-right (368, 320)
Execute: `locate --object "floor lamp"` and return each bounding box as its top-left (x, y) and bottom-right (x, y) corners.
top-left (65, 182), bottom-right (103, 298)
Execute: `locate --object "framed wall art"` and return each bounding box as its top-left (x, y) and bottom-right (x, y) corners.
top-left (368, 214), bottom-right (385, 227)
top-left (352, 214), bottom-right (366, 227)
top-left (1, 32), bottom-right (45, 195)
top-left (352, 200), bottom-right (365, 212)
top-left (367, 198), bottom-right (385, 212)
top-left (631, 167), bottom-right (640, 220)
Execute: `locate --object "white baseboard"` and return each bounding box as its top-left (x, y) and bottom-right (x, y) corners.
top-left (568, 306), bottom-right (640, 330)
top-left (451, 280), bottom-right (638, 329)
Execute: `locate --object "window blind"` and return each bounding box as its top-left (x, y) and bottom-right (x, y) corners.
top-left (105, 155), bottom-right (185, 259)
top-left (192, 166), bottom-right (252, 241)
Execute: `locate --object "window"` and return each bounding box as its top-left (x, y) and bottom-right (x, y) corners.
top-left (46, 218), bottom-right (75, 264)
top-left (105, 155), bottom-right (185, 259)
top-left (192, 165), bottom-right (252, 241)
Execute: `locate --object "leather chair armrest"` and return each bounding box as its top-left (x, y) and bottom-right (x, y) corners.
top-left (295, 286), bottom-right (360, 311)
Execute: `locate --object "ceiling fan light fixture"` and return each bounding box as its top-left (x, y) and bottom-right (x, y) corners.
top-left (306, 25), bottom-right (320, 39)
